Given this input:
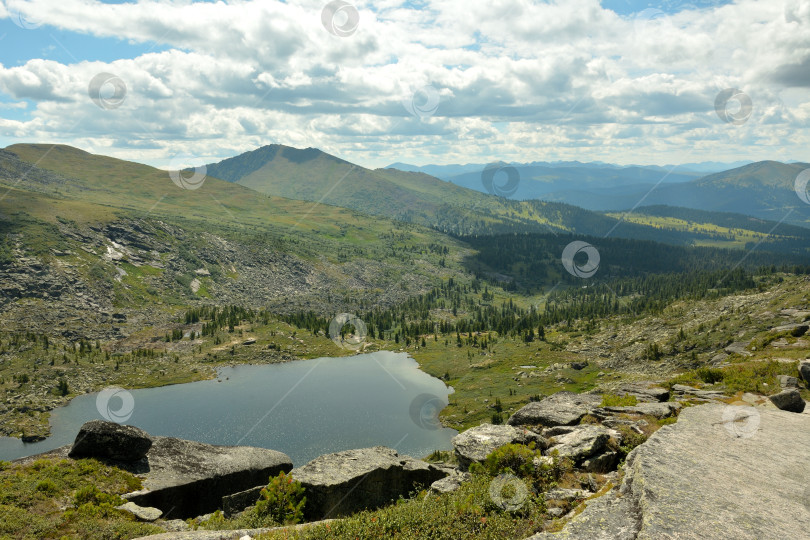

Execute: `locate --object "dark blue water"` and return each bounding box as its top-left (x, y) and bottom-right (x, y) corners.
top-left (0, 352), bottom-right (456, 466)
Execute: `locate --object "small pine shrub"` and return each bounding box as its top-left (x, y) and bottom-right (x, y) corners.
top-left (254, 471), bottom-right (306, 526)
top-left (35, 479), bottom-right (58, 495)
top-left (695, 367), bottom-right (724, 384)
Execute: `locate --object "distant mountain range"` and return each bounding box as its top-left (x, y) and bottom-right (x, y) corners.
top-left (386, 160), bottom-right (753, 182)
top-left (386, 159), bottom-right (810, 227)
top-left (4, 142), bottom-right (808, 260)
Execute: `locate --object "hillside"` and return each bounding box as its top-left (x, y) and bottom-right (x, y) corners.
top-left (543, 161), bottom-right (810, 227)
top-left (439, 163), bottom-right (700, 200)
top-left (206, 144), bottom-right (809, 247)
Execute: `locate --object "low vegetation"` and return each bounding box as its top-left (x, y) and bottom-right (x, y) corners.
top-left (665, 360), bottom-right (805, 396)
top-left (0, 458), bottom-right (160, 540)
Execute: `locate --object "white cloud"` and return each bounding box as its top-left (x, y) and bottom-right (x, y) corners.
top-left (0, 0), bottom-right (807, 168)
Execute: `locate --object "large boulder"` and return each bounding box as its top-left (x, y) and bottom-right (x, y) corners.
top-left (19, 428), bottom-right (293, 520)
top-left (452, 423), bottom-right (547, 470)
top-left (799, 360), bottom-right (810, 385)
top-left (615, 382), bottom-right (670, 403)
top-left (124, 436), bottom-right (292, 519)
top-left (768, 389), bottom-right (806, 413)
top-left (546, 425), bottom-right (611, 463)
top-left (527, 404), bottom-right (810, 540)
top-left (68, 420), bottom-right (152, 462)
top-left (291, 447), bottom-right (447, 520)
top-left (507, 392), bottom-right (601, 428)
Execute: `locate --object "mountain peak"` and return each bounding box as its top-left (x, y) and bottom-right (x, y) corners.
top-left (206, 144), bottom-right (352, 183)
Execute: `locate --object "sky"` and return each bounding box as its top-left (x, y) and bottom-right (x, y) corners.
top-left (0, 0), bottom-right (807, 170)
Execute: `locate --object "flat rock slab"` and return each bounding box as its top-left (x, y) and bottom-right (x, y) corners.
top-left (670, 384), bottom-right (725, 400)
top-left (452, 423), bottom-right (547, 470)
top-left (116, 501), bottom-right (162, 522)
top-left (124, 436), bottom-right (292, 519)
top-left (615, 382), bottom-right (670, 403)
top-left (597, 402), bottom-right (681, 419)
top-left (291, 446), bottom-right (448, 520)
top-left (528, 404), bottom-right (810, 540)
top-left (508, 392), bottom-right (602, 428)
top-left (546, 425), bottom-right (611, 463)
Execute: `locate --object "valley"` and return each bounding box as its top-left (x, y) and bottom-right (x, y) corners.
top-left (1, 142), bottom-right (809, 540)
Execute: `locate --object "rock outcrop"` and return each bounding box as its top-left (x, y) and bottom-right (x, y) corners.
top-left (545, 425), bottom-right (611, 463)
top-left (124, 436), bottom-right (293, 519)
top-left (614, 382), bottom-right (670, 403)
top-left (768, 389), bottom-right (806, 413)
top-left (452, 423), bottom-right (547, 470)
top-left (799, 360), bottom-right (810, 385)
top-left (594, 402), bottom-right (681, 419)
top-left (290, 446), bottom-right (449, 520)
top-left (527, 404), bottom-right (810, 540)
top-left (507, 392), bottom-right (602, 428)
top-left (19, 421), bottom-right (293, 520)
top-left (68, 420), bottom-right (153, 462)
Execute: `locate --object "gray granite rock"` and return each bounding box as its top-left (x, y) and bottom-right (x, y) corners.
top-left (123, 436), bottom-right (292, 519)
top-left (615, 382), bottom-right (670, 403)
top-left (596, 402), bottom-right (681, 419)
top-left (291, 446), bottom-right (447, 520)
top-left (68, 420), bottom-right (152, 462)
top-left (580, 450), bottom-right (620, 473)
top-left (768, 389), bottom-right (806, 413)
top-left (799, 360), bottom-right (810, 385)
top-left (777, 375), bottom-right (799, 389)
top-left (429, 471), bottom-right (470, 494)
top-left (452, 423), bottom-right (547, 470)
top-left (115, 501), bottom-right (162, 522)
top-left (526, 404), bottom-right (810, 540)
top-left (546, 425), bottom-right (611, 463)
top-left (507, 392), bottom-right (601, 427)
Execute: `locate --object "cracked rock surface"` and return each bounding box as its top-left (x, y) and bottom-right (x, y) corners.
top-left (528, 403), bottom-right (810, 540)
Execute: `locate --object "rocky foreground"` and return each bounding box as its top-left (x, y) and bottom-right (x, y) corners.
top-left (530, 403), bottom-right (810, 539)
top-left (12, 372), bottom-right (810, 540)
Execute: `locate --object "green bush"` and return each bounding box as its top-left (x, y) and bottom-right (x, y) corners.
top-left (254, 471), bottom-right (306, 526)
top-left (695, 367), bottom-right (724, 384)
top-left (35, 479), bottom-right (59, 495)
top-left (614, 425), bottom-right (648, 455)
top-left (476, 443), bottom-right (540, 478)
top-left (600, 393), bottom-right (637, 407)
top-left (73, 485), bottom-right (123, 507)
